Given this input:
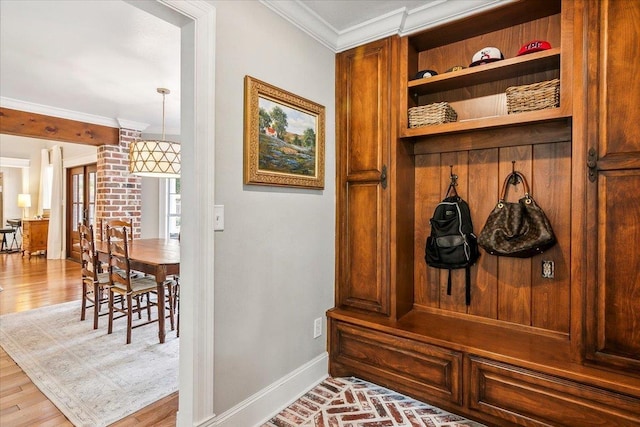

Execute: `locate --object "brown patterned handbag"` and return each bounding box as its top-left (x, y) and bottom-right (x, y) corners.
top-left (478, 171), bottom-right (556, 258)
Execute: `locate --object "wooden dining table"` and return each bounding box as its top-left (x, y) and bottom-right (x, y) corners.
top-left (95, 238), bottom-right (180, 343)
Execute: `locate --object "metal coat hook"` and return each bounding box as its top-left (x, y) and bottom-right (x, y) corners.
top-left (446, 165), bottom-right (459, 197)
top-left (509, 161), bottom-right (521, 185)
top-left (449, 165), bottom-right (458, 187)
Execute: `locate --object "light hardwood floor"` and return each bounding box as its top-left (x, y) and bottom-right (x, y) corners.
top-left (0, 253), bottom-right (178, 426)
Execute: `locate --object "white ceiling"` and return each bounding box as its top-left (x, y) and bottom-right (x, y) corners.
top-left (0, 0), bottom-right (510, 136)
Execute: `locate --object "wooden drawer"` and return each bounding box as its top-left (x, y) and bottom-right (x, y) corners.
top-left (330, 320), bottom-right (463, 405)
top-left (469, 356), bottom-right (640, 426)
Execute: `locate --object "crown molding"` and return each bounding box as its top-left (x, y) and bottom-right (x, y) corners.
top-left (117, 118), bottom-right (150, 132)
top-left (259, 0), bottom-right (338, 51)
top-left (0, 97), bottom-right (164, 133)
top-left (0, 157), bottom-right (31, 168)
top-left (261, 0), bottom-right (515, 53)
top-left (336, 7), bottom-right (407, 52)
top-left (0, 97), bottom-right (119, 128)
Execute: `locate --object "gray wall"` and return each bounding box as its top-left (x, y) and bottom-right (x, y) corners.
top-left (211, 0), bottom-right (336, 414)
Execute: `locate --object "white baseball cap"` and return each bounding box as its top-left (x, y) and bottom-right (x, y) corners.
top-left (470, 47), bottom-right (504, 67)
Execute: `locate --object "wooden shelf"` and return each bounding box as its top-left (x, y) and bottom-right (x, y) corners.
top-left (401, 105), bottom-right (570, 139)
top-left (408, 49), bottom-right (560, 96)
top-left (401, 48), bottom-right (563, 140)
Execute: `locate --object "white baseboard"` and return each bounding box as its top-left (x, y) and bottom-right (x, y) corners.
top-left (203, 352), bottom-right (329, 427)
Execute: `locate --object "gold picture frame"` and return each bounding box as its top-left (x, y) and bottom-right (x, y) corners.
top-left (244, 76), bottom-right (325, 189)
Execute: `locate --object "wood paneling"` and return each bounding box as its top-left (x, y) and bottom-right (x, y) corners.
top-left (468, 148), bottom-right (499, 318)
top-left (0, 107), bottom-right (118, 146)
top-left (496, 145), bottom-right (533, 325)
top-left (438, 151), bottom-right (469, 313)
top-left (413, 141), bottom-right (570, 331)
top-left (531, 142), bottom-right (571, 333)
top-left (414, 153), bottom-right (440, 308)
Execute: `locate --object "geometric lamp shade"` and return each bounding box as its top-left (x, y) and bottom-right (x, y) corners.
top-left (129, 139), bottom-right (181, 178)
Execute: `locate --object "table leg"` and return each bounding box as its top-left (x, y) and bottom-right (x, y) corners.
top-left (157, 280), bottom-right (166, 343)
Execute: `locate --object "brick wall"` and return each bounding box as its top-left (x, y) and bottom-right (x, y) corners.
top-left (96, 128), bottom-right (141, 239)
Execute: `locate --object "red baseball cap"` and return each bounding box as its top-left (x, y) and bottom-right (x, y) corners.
top-left (517, 40), bottom-right (552, 56)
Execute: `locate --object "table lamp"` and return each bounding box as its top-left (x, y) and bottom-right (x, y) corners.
top-left (18, 193), bottom-right (31, 219)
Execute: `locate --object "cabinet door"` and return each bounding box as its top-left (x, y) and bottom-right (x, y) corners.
top-left (585, 0), bottom-right (640, 372)
top-left (336, 38), bottom-right (393, 315)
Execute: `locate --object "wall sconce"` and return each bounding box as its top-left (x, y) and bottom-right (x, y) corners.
top-left (18, 193), bottom-right (31, 219)
top-left (129, 88), bottom-right (181, 178)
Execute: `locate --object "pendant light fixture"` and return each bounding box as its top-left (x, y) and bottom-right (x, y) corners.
top-left (129, 88), bottom-right (181, 178)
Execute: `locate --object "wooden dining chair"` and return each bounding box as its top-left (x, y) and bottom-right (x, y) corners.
top-left (106, 225), bottom-right (160, 344)
top-left (79, 223), bottom-right (111, 329)
top-left (99, 218), bottom-right (149, 279)
top-left (172, 277), bottom-right (180, 337)
top-left (98, 218), bottom-right (133, 241)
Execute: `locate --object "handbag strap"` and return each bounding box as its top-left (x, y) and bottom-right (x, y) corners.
top-left (499, 171), bottom-right (531, 205)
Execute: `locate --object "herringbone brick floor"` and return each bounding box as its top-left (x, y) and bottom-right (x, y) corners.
top-left (262, 377), bottom-right (486, 427)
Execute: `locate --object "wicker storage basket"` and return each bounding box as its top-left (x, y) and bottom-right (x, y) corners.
top-left (506, 79), bottom-right (560, 114)
top-left (408, 102), bottom-right (457, 128)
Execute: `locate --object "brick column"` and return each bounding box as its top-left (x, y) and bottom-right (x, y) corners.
top-left (96, 128), bottom-right (142, 239)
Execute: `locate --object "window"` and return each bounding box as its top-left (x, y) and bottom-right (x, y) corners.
top-left (167, 178), bottom-right (181, 239)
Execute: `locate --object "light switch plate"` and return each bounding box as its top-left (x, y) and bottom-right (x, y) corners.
top-left (214, 205), bottom-right (224, 231)
top-left (313, 318), bottom-right (322, 338)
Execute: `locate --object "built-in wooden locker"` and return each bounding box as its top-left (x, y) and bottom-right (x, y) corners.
top-left (329, 1), bottom-right (640, 425)
top-left (583, 0), bottom-right (640, 373)
top-left (335, 37), bottom-right (414, 320)
top-left (335, 38), bottom-right (392, 316)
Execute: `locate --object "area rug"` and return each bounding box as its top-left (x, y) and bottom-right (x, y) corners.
top-left (262, 377), bottom-right (485, 427)
top-left (0, 301), bottom-right (178, 427)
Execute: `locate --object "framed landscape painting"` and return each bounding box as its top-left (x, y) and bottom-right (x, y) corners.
top-left (243, 75), bottom-right (325, 189)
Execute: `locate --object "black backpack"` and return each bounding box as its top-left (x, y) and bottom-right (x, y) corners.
top-left (425, 184), bottom-right (479, 305)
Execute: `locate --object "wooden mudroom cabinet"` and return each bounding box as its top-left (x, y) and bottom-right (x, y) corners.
top-left (582, 0), bottom-right (640, 374)
top-left (335, 36), bottom-right (414, 319)
top-left (328, 1), bottom-right (640, 426)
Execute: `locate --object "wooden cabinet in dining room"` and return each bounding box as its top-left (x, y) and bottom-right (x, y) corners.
top-left (335, 36), bottom-right (414, 319)
top-left (22, 219), bottom-right (49, 258)
top-left (582, 0), bottom-right (640, 373)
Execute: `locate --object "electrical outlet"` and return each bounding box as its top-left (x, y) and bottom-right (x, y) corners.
top-left (542, 260), bottom-right (555, 279)
top-left (313, 317), bottom-right (322, 338)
